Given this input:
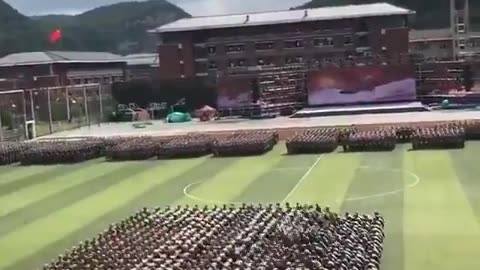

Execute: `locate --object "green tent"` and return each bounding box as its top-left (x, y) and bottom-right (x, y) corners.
top-left (166, 112), bottom-right (192, 123)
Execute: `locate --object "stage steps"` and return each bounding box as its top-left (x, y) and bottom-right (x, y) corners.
top-left (291, 102), bottom-right (429, 118)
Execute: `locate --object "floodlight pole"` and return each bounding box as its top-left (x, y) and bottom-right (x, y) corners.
top-left (66, 87), bottom-right (71, 121)
top-left (47, 88), bottom-right (53, 134)
top-left (0, 109), bottom-right (3, 142)
top-left (98, 84), bottom-right (104, 126)
top-left (83, 86), bottom-right (90, 127)
top-left (29, 90), bottom-right (35, 123)
top-left (22, 90), bottom-right (27, 139)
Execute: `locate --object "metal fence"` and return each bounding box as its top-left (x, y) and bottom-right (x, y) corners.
top-left (0, 83), bottom-right (114, 141)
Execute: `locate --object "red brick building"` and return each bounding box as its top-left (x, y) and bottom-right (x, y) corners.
top-left (150, 3), bottom-right (415, 80)
top-left (0, 51), bottom-right (126, 90)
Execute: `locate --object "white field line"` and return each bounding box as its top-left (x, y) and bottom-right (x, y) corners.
top-left (281, 155), bottom-right (324, 203)
top-left (183, 157), bottom-right (322, 205)
top-left (183, 182), bottom-right (241, 205)
top-left (341, 166), bottom-right (421, 202)
top-left (183, 158), bottom-right (420, 205)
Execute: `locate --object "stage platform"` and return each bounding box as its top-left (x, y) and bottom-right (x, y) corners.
top-left (38, 110), bottom-right (480, 140)
top-left (291, 102), bottom-right (429, 118)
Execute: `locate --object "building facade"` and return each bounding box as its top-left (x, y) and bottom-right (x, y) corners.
top-left (409, 0), bottom-right (480, 61)
top-left (151, 3), bottom-right (414, 80)
top-left (124, 53), bottom-right (160, 81)
top-left (0, 51), bottom-right (126, 90)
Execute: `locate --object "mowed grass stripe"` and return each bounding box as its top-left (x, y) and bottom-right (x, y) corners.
top-left (2, 157), bottom-right (227, 270)
top-left (285, 151), bottom-right (362, 211)
top-left (0, 158), bottom-right (206, 270)
top-left (175, 145), bottom-right (284, 205)
top-left (0, 165), bottom-right (23, 178)
top-left (449, 143), bottom-right (480, 221)
top-left (0, 160), bottom-right (99, 197)
top-left (0, 165), bottom-right (57, 185)
top-left (0, 162), bottom-right (126, 216)
top-left (0, 161), bottom-right (160, 237)
top-left (340, 147), bottom-right (404, 270)
top-left (232, 154), bottom-right (320, 204)
top-left (404, 150), bottom-right (480, 270)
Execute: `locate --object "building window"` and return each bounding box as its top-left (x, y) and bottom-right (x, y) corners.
top-left (439, 43), bottom-right (448, 49)
top-left (285, 40), bottom-right (304, 49)
top-left (257, 57), bottom-right (274, 66)
top-left (344, 36), bottom-right (353, 46)
top-left (416, 43), bottom-right (431, 50)
top-left (314, 37), bottom-right (334, 47)
top-left (207, 46), bottom-right (217, 55)
top-left (363, 51), bottom-right (373, 57)
top-left (179, 61), bottom-right (185, 76)
top-left (255, 41), bottom-right (275, 51)
top-left (285, 56), bottom-right (304, 65)
top-left (226, 44), bottom-right (245, 53)
top-left (208, 61), bottom-right (217, 70)
top-left (228, 59), bottom-right (246, 68)
top-left (357, 36), bottom-right (369, 47)
top-left (356, 20), bottom-right (369, 33)
top-left (459, 39), bottom-right (466, 50)
top-left (315, 21), bottom-right (332, 31)
top-left (470, 39), bottom-right (480, 47)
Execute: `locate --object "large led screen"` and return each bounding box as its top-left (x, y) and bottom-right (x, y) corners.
top-left (307, 65), bottom-right (416, 106)
top-left (217, 76), bottom-right (252, 109)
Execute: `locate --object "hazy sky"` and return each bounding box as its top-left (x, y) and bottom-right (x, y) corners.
top-left (4, 0), bottom-right (309, 16)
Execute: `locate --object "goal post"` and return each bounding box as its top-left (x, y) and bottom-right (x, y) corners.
top-left (0, 89), bottom-right (27, 142)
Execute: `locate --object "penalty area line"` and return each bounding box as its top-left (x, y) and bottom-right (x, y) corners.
top-left (281, 155), bottom-right (323, 203)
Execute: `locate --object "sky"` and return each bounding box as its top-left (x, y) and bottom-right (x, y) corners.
top-left (4, 0), bottom-right (310, 16)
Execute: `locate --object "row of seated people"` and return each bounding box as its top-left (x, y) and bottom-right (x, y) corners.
top-left (412, 126), bottom-right (465, 149)
top-left (212, 131), bottom-right (278, 157)
top-left (43, 204), bottom-right (384, 270)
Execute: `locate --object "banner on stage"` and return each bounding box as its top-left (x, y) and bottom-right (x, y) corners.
top-left (217, 76), bottom-right (252, 108)
top-left (307, 65), bottom-right (416, 106)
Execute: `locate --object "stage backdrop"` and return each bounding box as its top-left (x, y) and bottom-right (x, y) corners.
top-left (307, 65), bottom-right (416, 106)
top-left (217, 76), bottom-right (252, 108)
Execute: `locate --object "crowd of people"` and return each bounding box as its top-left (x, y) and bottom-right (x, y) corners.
top-left (42, 204), bottom-right (385, 270)
top-left (0, 141), bottom-right (27, 165)
top-left (106, 137), bottom-right (167, 161)
top-left (212, 131), bottom-right (278, 156)
top-left (159, 134), bottom-right (214, 158)
top-left (0, 139), bottom-right (105, 165)
top-left (344, 129), bottom-right (397, 152)
top-left (2, 121), bottom-right (480, 166)
top-left (286, 129), bottom-right (338, 154)
top-left (412, 126), bottom-right (465, 149)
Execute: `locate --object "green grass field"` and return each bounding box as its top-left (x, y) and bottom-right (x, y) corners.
top-left (1, 143), bottom-right (480, 270)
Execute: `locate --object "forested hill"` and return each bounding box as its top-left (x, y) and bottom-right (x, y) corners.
top-left (295, 0), bottom-right (480, 30)
top-left (0, 0), bottom-right (190, 56)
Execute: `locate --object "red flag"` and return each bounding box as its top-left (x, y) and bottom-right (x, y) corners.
top-left (49, 29), bottom-right (62, 43)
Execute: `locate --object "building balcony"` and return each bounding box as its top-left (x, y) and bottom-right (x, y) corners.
top-left (355, 31), bottom-right (369, 36)
top-left (355, 46), bottom-right (372, 52)
top-left (205, 29), bottom-right (354, 44)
